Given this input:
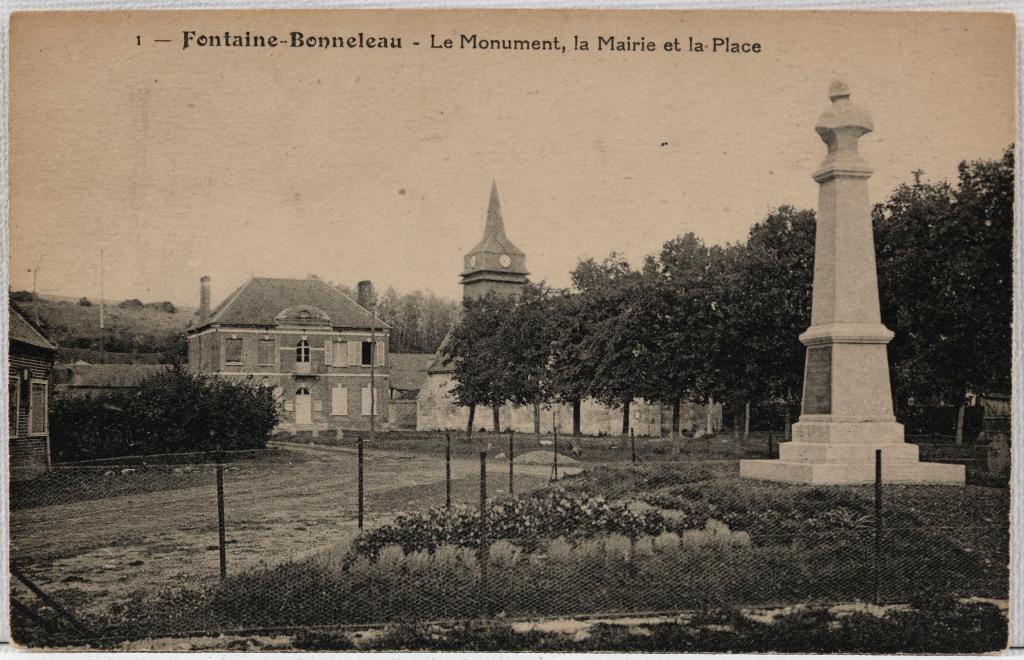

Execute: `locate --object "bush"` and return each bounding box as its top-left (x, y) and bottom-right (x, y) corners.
top-left (10, 290), bottom-right (35, 302)
top-left (144, 301), bottom-right (177, 313)
top-left (49, 366), bottom-right (280, 461)
top-left (348, 487), bottom-right (667, 559)
top-left (78, 297), bottom-right (92, 307)
top-left (119, 298), bottom-right (144, 308)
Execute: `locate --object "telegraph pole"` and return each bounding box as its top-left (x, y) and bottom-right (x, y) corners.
top-left (99, 250), bottom-right (105, 364)
top-left (369, 298), bottom-right (376, 444)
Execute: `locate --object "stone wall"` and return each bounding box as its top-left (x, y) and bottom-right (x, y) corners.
top-left (415, 372), bottom-right (722, 437)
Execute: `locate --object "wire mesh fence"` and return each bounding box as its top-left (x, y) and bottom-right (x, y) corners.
top-left (7, 433), bottom-right (1010, 649)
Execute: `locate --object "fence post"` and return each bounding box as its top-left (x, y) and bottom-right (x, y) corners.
top-left (508, 430), bottom-right (514, 495)
top-left (445, 432), bottom-right (452, 510)
top-left (631, 428), bottom-right (637, 464)
top-left (552, 426), bottom-right (559, 481)
top-left (479, 450), bottom-right (489, 617)
top-left (357, 436), bottom-right (364, 531)
top-left (767, 431), bottom-right (774, 459)
top-left (874, 448), bottom-right (882, 604)
top-left (215, 450), bottom-right (227, 580)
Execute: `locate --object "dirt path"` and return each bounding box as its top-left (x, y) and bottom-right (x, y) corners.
top-left (9, 447), bottom-right (552, 617)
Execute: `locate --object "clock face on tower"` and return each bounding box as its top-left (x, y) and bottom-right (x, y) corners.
top-left (499, 254), bottom-right (512, 268)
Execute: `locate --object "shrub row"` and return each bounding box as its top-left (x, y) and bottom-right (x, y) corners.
top-left (50, 367), bottom-right (280, 461)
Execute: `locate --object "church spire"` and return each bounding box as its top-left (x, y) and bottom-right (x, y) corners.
top-left (484, 180), bottom-right (509, 243)
top-left (461, 181), bottom-right (529, 300)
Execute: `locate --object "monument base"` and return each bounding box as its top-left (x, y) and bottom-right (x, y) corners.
top-left (739, 419), bottom-right (966, 485)
top-left (739, 453), bottom-right (965, 485)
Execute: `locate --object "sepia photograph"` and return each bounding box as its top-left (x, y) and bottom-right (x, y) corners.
top-left (4, 7), bottom-right (1016, 652)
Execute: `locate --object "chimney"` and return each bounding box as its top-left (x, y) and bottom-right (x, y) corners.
top-left (199, 276), bottom-right (211, 319)
top-left (356, 280), bottom-right (375, 310)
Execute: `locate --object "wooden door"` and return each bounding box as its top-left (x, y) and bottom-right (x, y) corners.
top-left (295, 387), bottom-right (312, 425)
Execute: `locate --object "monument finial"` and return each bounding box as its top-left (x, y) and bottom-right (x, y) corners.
top-left (829, 80), bottom-right (851, 102)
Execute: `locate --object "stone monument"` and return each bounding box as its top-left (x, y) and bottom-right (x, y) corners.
top-left (740, 81), bottom-right (964, 485)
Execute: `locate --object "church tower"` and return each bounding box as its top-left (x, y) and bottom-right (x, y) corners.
top-left (461, 182), bottom-right (529, 300)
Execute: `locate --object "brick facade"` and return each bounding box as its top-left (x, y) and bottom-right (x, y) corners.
top-left (186, 277), bottom-right (391, 433)
top-left (188, 327), bottom-right (389, 432)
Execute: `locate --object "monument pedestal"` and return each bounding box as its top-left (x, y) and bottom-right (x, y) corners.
top-left (739, 422), bottom-right (965, 485)
top-left (739, 81), bottom-right (964, 486)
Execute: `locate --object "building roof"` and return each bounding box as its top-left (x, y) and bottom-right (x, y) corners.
top-left (53, 363), bottom-right (169, 388)
top-left (9, 302), bottom-right (57, 352)
top-left (190, 277), bottom-right (390, 333)
top-left (467, 181), bottom-right (525, 258)
top-left (389, 353), bottom-right (434, 391)
top-left (426, 329), bottom-right (455, 375)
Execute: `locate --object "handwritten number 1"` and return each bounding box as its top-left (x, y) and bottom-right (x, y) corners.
top-left (136, 35), bottom-right (142, 46)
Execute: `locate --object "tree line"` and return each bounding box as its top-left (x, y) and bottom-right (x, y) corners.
top-left (332, 283), bottom-right (460, 354)
top-left (442, 147), bottom-right (1013, 438)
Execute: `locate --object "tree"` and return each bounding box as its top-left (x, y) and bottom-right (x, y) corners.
top-left (566, 254), bottom-right (652, 436)
top-left (645, 233), bottom-right (719, 437)
top-left (547, 289), bottom-right (593, 435)
top-left (874, 147), bottom-right (1013, 414)
top-left (442, 292), bottom-right (518, 436)
top-left (494, 283), bottom-right (564, 433)
top-left (693, 207), bottom-right (815, 438)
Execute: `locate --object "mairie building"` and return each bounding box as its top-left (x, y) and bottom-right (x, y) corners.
top-left (187, 276), bottom-right (390, 433)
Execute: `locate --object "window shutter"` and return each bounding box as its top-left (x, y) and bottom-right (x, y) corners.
top-left (332, 386), bottom-right (348, 416)
top-left (324, 339), bottom-right (333, 366)
top-left (29, 383), bottom-right (47, 434)
top-left (375, 340), bottom-right (386, 366)
top-left (348, 341), bottom-right (361, 366)
top-left (361, 385), bottom-right (372, 416)
top-left (336, 341), bottom-right (347, 366)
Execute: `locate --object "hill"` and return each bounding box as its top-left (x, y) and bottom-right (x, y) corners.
top-left (12, 294), bottom-right (193, 364)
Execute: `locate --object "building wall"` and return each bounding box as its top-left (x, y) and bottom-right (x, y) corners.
top-left (389, 399), bottom-right (418, 430)
top-left (188, 326), bottom-right (390, 431)
top-left (414, 372), bottom-right (721, 437)
top-left (8, 347), bottom-right (53, 480)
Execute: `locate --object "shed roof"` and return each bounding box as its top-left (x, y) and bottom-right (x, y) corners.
top-left (190, 277), bottom-right (389, 332)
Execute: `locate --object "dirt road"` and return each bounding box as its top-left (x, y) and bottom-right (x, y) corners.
top-left (9, 445), bottom-right (552, 616)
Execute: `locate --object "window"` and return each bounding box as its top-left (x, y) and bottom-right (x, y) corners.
top-left (29, 382), bottom-right (47, 435)
top-left (332, 386), bottom-right (349, 416)
top-left (296, 340), bottom-right (310, 363)
top-left (333, 341), bottom-right (349, 366)
top-left (225, 338), bottom-right (243, 364)
top-left (296, 387), bottom-right (310, 396)
top-left (8, 377), bottom-right (18, 436)
top-left (361, 341), bottom-right (373, 366)
top-left (257, 339), bottom-right (275, 365)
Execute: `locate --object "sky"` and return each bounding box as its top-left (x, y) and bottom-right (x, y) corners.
top-left (8, 10), bottom-right (1015, 308)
